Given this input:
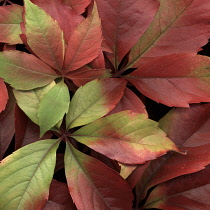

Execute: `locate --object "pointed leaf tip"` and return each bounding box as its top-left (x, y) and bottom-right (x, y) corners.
top-left (0, 139), bottom-right (60, 210)
top-left (24, 0), bottom-right (65, 70)
top-left (72, 110), bottom-right (179, 164)
top-left (64, 142), bottom-right (133, 210)
top-left (38, 80), bottom-right (70, 136)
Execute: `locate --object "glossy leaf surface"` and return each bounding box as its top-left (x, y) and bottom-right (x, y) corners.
top-left (0, 5), bottom-right (23, 44)
top-left (0, 139), bottom-right (60, 210)
top-left (0, 51), bottom-right (58, 90)
top-left (64, 141), bottom-right (133, 210)
top-left (66, 78), bottom-right (126, 129)
top-left (71, 111), bottom-right (179, 164)
top-left (38, 80), bottom-right (70, 136)
top-left (24, 0), bottom-right (65, 70)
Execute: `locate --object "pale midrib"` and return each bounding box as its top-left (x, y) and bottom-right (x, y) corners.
top-left (68, 142), bottom-right (118, 209)
top-left (126, 2), bottom-right (193, 69)
top-left (26, 4), bottom-right (62, 71)
top-left (16, 141), bottom-right (58, 210)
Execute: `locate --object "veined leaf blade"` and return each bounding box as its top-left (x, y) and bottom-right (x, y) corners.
top-left (0, 139), bottom-right (60, 210)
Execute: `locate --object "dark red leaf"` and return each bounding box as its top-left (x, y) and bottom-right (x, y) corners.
top-left (126, 54), bottom-right (210, 107)
top-left (0, 86), bottom-right (15, 159)
top-left (95, 0), bottom-right (159, 68)
top-left (0, 78), bottom-right (8, 112)
top-left (144, 165), bottom-right (210, 209)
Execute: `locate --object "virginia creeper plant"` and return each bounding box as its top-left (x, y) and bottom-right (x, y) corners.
top-left (0, 0), bottom-right (210, 209)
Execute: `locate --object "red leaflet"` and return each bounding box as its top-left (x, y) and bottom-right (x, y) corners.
top-left (43, 180), bottom-right (76, 210)
top-left (63, 3), bottom-right (102, 72)
top-left (95, 0), bottom-right (159, 68)
top-left (31, 0), bottom-right (83, 43)
top-left (0, 78), bottom-right (8, 112)
top-left (126, 54), bottom-right (210, 107)
top-left (108, 87), bottom-right (147, 115)
top-left (133, 104), bottom-right (210, 200)
top-left (66, 68), bottom-right (111, 86)
top-left (144, 165), bottom-right (210, 209)
top-left (0, 87), bottom-right (15, 159)
top-left (62, 0), bottom-right (91, 14)
top-left (128, 0), bottom-right (210, 65)
top-left (65, 142), bottom-right (133, 210)
top-left (0, 5), bottom-right (23, 44)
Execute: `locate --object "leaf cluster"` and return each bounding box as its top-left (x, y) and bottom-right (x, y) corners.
top-left (0, 0), bottom-right (210, 209)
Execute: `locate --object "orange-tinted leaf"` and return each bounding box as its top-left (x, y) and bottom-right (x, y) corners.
top-left (63, 3), bottom-right (102, 72)
top-left (0, 5), bottom-right (23, 44)
top-left (126, 54), bottom-right (210, 107)
top-left (64, 142), bottom-right (133, 210)
top-left (95, 0), bottom-right (159, 68)
top-left (144, 165), bottom-right (210, 209)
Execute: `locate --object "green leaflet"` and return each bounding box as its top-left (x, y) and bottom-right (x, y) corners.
top-left (0, 51), bottom-right (58, 90)
top-left (0, 5), bottom-right (23, 44)
top-left (38, 80), bottom-right (70, 136)
top-left (24, 0), bottom-right (65, 71)
top-left (71, 110), bottom-right (179, 164)
top-left (66, 79), bottom-right (126, 129)
top-left (0, 139), bottom-right (60, 210)
top-left (13, 81), bottom-right (56, 124)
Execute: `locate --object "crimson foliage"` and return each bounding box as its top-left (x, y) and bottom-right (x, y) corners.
top-left (0, 0), bottom-right (210, 209)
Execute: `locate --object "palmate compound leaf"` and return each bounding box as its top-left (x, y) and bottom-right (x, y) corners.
top-left (95, 0), bottom-right (159, 68)
top-left (24, 0), bottom-right (65, 71)
top-left (0, 139), bottom-right (60, 210)
top-left (0, 51), bottom-right (58, 90)
top-left (38, 80), bottom-right (70, 136)
top-left (126, 53), bottom-right (210, 107)
top-left (13, 81), bottom-right (56, 125)
top-left (144, 164), bottom-right (210, 209)
top-left (131, 103), bottom-right (210, 202)
top-left (71, 110), bottom-right (179, 164)
top-left (64, 141), bottom-right (133, 210)
top-left (0, 4), bottom-right (23, 44)
top-left (63, 2), bottom-right (103, 72)
top-left (66, 78), bottom-right (127, 129)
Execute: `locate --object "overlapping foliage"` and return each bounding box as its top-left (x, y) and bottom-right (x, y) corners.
top-left (0, 0), bottom-right (210, 209)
